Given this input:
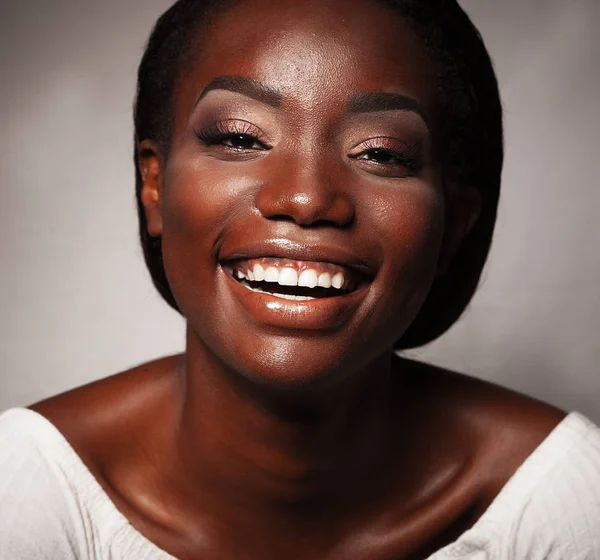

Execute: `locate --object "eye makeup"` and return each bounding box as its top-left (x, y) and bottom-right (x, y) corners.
top-left (194, 119), bottom-right (271, 152)
top-left (341, 107), bottom-right (432, 179)
top-left (349, 137), bottom-right (425, 177)
top-left (195, 120), bottom-right (266, 145)
top-left (190, 88), bottom-right (431, 179)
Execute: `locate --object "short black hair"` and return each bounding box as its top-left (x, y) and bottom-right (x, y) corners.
top-left (133, 0), bottom-right (503, 349)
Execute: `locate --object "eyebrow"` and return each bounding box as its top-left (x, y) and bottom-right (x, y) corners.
top-left (193, 75), bottom-right (283, 109)
top-left (193, 76), bottom-right (429, 128)
top-left (348, 92), bottom-right (429, 127)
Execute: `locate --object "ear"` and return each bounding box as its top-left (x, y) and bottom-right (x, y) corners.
top-left (436, 185), bottom-right (482, 276)
top-left (138, 140), bottom-right (163, 237)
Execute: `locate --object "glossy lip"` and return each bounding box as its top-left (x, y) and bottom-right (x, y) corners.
top-left (221, 266), bottom-right (370, 331)
top-left (217, 238), bottom-right (377, 331)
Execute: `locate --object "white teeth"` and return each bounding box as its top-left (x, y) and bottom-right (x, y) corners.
top-left (235, 263), bottom-right (350, 292)
top-left (264, 267), bottom-right (279, 282)
top-left (317, 272), bottom-right (332, 288)
top-left (253, 263), bottom-right (265, 281)
top-left (272, 293), bottom-right (314, 301)
top-left (298, 269), bottom-right (318, 288)
top-left (332, 272), bottom-right (344, 289)
top-left (240, 281), bottom-right (315, 301)
top-left (278, 268), bottom-right (298, 287)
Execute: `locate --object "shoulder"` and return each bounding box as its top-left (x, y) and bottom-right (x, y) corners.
top-left (0, 407), bottom-right (69, 479)
top-left (27, 356), bottom-right (184, 539)
top-left (441, 412), bottom-right (600, 559)
top-left (0, 356), bottom-right (181, 559)
top-left (0, 408), bottom-right (88, 558)
top-left (400, 360), bottom-right (600, 557)
top-left (506, 412), bottom-right (600, 554)
top-left (397, 358), bottom-right (567, 505)
top-left (30, 354), bottom-right (182, 466)
top-left (400, 357), bottom-right (566, 442)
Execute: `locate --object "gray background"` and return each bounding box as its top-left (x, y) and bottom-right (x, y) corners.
top-left (1, 1), bottom-right (599, 422)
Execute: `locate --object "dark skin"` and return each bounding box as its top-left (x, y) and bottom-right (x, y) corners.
top-left (32, 0), bottom-right (565, 558)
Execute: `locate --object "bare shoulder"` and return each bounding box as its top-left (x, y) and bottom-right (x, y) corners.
top-left (401, 356), bottom-right (565, 433)
top-left (30, 354), bottom-right (183, 464)
top-left (398, 357), bottom-right (566, 504)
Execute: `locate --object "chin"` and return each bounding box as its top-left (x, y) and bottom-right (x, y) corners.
top-left (203, 324), bottom-right (394, 399)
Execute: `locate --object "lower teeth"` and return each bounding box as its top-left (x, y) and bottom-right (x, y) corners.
top-left (270, 293), bottom-right (315, 301)
top-left (239, 280), bottom-right (316, 301)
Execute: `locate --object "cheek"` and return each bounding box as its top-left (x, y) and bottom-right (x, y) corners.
top-left (374, 185), bottom-right (445, 273)
top-left (162, 153), bottom-right (251, 240)
top-left (158, 151), bottom-right (255, 309)
top-left (366, 185), bottom-right (445, 328)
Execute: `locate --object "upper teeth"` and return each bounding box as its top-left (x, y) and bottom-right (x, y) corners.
top-left (235, 264), bottom-right (346, 290)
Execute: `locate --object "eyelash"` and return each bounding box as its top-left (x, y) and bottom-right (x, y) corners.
top-left (195, 124), bottom-right (423, 175)
top-left (194, 121), bottom-right (270, 151)
top-left (350, 138), bottom-right (424, 176)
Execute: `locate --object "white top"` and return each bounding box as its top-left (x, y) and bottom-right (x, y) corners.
top-left (1, 408), bottom-right (599, 559)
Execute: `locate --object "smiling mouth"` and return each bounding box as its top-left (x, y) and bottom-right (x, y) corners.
top-left (222, 257), bottom-right (369, 301)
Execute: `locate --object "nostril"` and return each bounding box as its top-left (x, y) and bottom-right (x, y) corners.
top-left (265, 214), bottom-right (297, 223)
top-left (306, 218), bottom-right (350, 229)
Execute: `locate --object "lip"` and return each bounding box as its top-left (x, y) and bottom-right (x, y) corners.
top-left (217, 238), bottom-right (376, 331)
top-left (221, 266), bottom-right (370, 331)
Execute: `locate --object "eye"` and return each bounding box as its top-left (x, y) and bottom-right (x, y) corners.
top-left (355, 148), bottom-right (404, 165)
top-left (221, 133), bottom-right (265, 151)
top-left (349, 138), bottom-right (424, 178)
top-left (194, 120), bottom-right (270, 153)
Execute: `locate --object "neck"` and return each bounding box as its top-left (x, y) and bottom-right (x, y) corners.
top-left (172, 326), bottom-right (399, 520)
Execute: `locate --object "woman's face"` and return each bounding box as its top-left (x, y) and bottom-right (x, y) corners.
top-left (143, 0), bottom-right (459, 388)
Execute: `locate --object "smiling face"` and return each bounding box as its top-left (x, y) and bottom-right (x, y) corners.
top-left (140, 0), bottom-right (472, 389)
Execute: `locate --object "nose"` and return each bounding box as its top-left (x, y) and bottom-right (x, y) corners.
top-left (254, 161), bottom-right (355, 228)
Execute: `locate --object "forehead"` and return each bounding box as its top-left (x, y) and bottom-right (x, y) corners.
top-left (175, 0), bottom-right (436, 124)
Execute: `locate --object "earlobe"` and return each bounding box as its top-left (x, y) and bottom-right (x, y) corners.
top-left (138, 140), bottom-right (163, 237)
top-left (436, 186), bottom-right (482, 276)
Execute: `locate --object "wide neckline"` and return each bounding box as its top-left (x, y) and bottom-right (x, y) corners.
top-left (2, 407), bottom-right (593, 559)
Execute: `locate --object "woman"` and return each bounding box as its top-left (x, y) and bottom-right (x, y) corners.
top-left (1, 0), bottom-right (599, 558)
